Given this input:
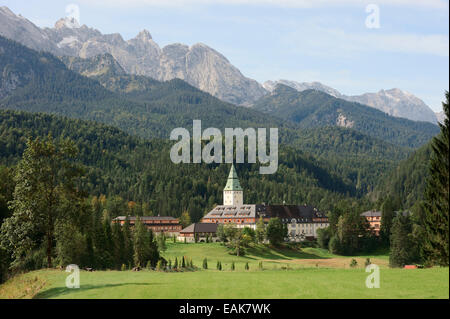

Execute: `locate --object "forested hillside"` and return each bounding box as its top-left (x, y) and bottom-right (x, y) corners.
top-left (0, 36), bottom-right (291, 140)
top-left (0, 109), bottom-right (362, 223)
top-left (292, 126), bottom-right (412, 195)
top-left (0, 36), bottom-right (433, 204)
top-left (370, 144), bottom-right (432, 209)
top-left (252, 84), bottom-right (439, 148)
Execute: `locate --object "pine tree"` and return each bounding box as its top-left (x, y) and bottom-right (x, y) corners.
top-left (202, 258), bottom-right (208, 269)
top-left (256, 217), bottom-right (266, 243)
top-left (174, 257), bottom-right (178, 269)
top-left (182, 256), bottom-right (186, 268)
top-left (380, 196), bottom-right (398, 246)
top-left (112, 221), bottom-right (125, 269)
top-left (122, 215), bottom-right (133, 267)
top-left (231, 261), bottom-right (235, 271)
top-left (133, 217), bottom-right (150, 268)
top-left (245, 262), bottom-right (249, 270)
top-left (390, 214), bottom-right (419, 267)
top-left (421, 91), bottom-right (449, 266)
top-left (0, 136), bottom-right (83, 269)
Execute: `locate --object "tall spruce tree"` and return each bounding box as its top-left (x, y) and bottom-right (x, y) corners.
top-left (133, 217), bottom-right (150, 267)
top-left (380, 196), bottom-right (398, 246)
top-left (390, 213), bottom-right (419, 267)
top-left (0, 136), bottom-right (83, 269)
top-left (421, 91), bottom-right (449, 266)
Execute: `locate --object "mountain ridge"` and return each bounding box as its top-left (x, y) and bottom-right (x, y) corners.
top-left (0, 6), bottom-right (267, 106)
top-left (252, 84), bottom-right (439, 148)
top-left (264, 80), bottom-right (438, 124)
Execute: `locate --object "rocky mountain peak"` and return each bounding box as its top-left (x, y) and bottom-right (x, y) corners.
top-left (135, 29), bottom-right (152, 41)
top-left (54, 17), bottom-right (80, 30)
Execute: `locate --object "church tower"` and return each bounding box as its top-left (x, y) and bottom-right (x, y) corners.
top-left (223, 164), bottom-right (243, 206)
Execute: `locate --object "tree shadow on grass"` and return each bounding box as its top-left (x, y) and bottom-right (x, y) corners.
top-left (34, 282), bottom-right (159, 299)
top-left (245, 245), bottom-right (330, 260)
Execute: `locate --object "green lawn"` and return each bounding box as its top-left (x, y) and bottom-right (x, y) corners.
top-left (1, 267), bottom-right (447, 299)
top-left (160, 242), bottom-right (389, 270)
top-left (0, 243), bottom-right (448, 299)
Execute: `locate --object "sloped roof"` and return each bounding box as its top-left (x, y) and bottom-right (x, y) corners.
top-left (256, 204), bottom-right (327, 222)
top-left (113, 216), bottom-right (177, 221)
top-left (180, 223), bottom-right (218, 233)
top-left (361, 210), bottom-right (382, 217)
top-left (223, 164), bottom-right (242, 191)
top-left (203, 204), bottom-right (326, 223)
top-left (204, 205), bottom-right (256, 219)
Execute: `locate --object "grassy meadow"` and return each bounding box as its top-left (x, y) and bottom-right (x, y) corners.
top-left (0, 242), bottom-right (448, 299)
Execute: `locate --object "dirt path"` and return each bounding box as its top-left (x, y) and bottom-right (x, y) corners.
top-left (264, 257), bottom-right (389, 269)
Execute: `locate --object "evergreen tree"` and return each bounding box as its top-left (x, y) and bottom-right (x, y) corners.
top-left (255, 217), bottom-right (266, 243)
top-left (157, 233), bottom-right (167, 252)
top-left (112, 221), bottom-right (125, 269)
top-left (266, 218), bottom-right (287, 246)
top-left (122, 216), bottom-right (133, 266)
top-left (380, 196), bottom-right (398, 246)
top-left (390, 213), bottom-right (419, 267)
top-left (216, 224), bottom-right (226, 244)
top-left (420, 91), bottom-right (449, 266)
top-left (317, 227), bottom-right (331, 249)
top-left (179, 210), bottom-right (191, 228)
top-left (133, 217), bottom-right (150, 268)
top-left (0, 136), bottom-right (84, 269)
top-left (202, 258), bottom-right (208, 269)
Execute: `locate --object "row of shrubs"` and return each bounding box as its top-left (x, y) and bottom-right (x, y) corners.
top-left (201, 258), bottom-right (264, 271)
top-left (120, 256), bottom-right (196, 272)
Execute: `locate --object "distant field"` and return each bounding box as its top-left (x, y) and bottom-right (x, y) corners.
top-left (0, 243), bottom-right (448, 299)
top-left (161, 242), bottom-right (390, 270)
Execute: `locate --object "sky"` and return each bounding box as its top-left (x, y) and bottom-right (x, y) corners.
top-left (2, 0), bottom-right (449, 112)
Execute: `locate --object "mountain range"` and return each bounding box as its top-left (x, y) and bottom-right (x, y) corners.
top-left (263, 80), bottom-right (438, 124)
top-left (0, 6), bottom-right (266, 106)
top-left (0, 6), bottom-right (441, 123)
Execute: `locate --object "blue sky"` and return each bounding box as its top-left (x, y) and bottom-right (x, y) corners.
top-left (2, 0), bottom-right (449, 111)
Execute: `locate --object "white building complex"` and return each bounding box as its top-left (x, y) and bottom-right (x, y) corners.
top-left (201, 164), bottom-right (329, 241)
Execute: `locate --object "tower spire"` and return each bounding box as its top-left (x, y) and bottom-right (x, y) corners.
top-left (224, 164), bottom-right (242, 191)
top-left (223, 164), bottom-right (243, 206)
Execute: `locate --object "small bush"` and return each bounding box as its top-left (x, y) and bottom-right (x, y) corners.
top-left (202, 258), bottom-right (208, 269)
top-left (258, 261), bottom-right (263, 270)
top-left (245, 262), bottom-right (249, 270)
top-left (156, 260), bottom-right (164, 271)
top-left (365, 258), bottom-right (371, 267)
top-left (231, 262), bottom-right (235, 271)
top-left (350, 259), bottom-right (358, 268)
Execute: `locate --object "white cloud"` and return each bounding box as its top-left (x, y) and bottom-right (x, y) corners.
top-left (282, 25), bottom-right (449, 57)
